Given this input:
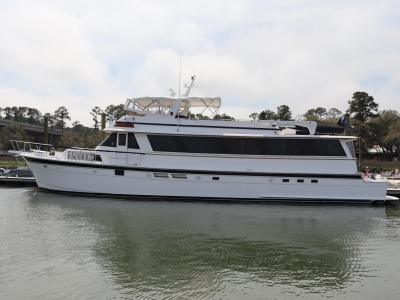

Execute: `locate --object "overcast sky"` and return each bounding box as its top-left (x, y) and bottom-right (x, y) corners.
top-left (0, 0), bottom-right (399, 126)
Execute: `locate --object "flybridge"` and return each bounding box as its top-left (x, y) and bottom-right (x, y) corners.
top-left (122, 76), bottom-right (336, 136)
top-left (124, 75), bottom-right (221, 118)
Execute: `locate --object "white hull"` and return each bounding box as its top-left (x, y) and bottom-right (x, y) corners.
top-left (26, 156), bottom-right (388, 203)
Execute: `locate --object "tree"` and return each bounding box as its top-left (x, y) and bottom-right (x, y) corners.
top-left (104, 104), bottom-right (125, 121)
top-left (71, 121), bottom-right (91, 135)
top-left (277, 105), bottom-right (292, 120)
top-left (363, 110), bottom-right (400, 159)
top-left (90, 106), bottom-right (103, 130)
top-left (347, 92), bottom-right (379, 122)
top-left (249, 112), bottom-right (258, 121)
top-left (304, 107), bottom-right (327, 120)
top-left (11, 106), bottom-right (28, 122)
top-left (0, 123), bottom-right (29, 150)
top-left (0, 107), bottom-right (2, 118)
top-left (326, 108), bottom-right (342, 120)
top-left (3, 107), bottom-right (12, 120)
top-left (213, 113), bottom-right (234, 120)
top-left (259, 110), bottom-right (278, 120)
top-left (54, 106), bottom-right (71, 132)
top-left (26, 108), bottom-right (42, 125)
top-left (195, 113), bottom-right (210, 120)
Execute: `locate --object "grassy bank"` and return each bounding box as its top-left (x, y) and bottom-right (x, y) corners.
top-left (358, 159), bottom-right (399, 172)
top-left (0, 156), bottom-right (26, 169)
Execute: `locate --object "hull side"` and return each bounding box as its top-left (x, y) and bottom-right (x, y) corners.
top-left (25, 157), bottom-right (388, 203)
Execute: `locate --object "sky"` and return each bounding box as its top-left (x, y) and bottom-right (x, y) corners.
top-left (0, 0), bottom-right (399, 127)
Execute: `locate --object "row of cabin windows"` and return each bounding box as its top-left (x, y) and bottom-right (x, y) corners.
top-left (100, 133), bottom-right (140, 149)
top-left (147, 135), bottom-right (347, 156)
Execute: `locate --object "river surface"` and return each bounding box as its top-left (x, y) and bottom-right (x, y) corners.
top-left (1, 187), bottom-right (400, 299)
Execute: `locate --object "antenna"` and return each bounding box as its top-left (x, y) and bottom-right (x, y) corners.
top-left (178, 51), bottom-right (182, 122)
top-left (178, 51), bottom-right (182, 100)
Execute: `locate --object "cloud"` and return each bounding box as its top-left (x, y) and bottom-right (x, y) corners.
top-left (0, 0), bottom-right (399, 128)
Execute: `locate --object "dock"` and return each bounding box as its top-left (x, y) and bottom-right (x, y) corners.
top-left (0, 177), bottom-right (38, 187)
top-left (387, 188), bottom-right (400, 197)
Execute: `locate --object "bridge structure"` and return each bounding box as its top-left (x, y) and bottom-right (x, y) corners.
top-left (0, 119), bottom-right (63, 143)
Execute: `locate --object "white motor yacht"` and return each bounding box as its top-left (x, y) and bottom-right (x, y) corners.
top-left (10, 77), bottom-right (396, 204)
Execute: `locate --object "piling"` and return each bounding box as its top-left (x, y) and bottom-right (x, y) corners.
top-left (358, 137), bottom-right (362, 171)
top-left (101, 113), bottom-right (106, 139)
top-left (44, 116), bottom-right (49, 149)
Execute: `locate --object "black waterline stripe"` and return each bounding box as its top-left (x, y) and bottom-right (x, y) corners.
top-left (39, 188), bottom-right (375, 204)
top-left (24, 156), bottom-right (362, 180)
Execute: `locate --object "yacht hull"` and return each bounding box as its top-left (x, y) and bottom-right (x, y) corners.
top-left (25, 156), bottom-right (388, 204)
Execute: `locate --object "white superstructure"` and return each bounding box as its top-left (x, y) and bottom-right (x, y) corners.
top-left (10, 77), bottom-right (393, 203)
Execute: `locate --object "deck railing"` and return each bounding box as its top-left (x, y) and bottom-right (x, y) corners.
top-left (9, 140), bottom-right (104, 164)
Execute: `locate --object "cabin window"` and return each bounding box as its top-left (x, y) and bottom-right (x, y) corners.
top-left (100, 133), bottom-right (117, 147)
top-left (128, 133), bottom-right (140, 149)
top-left (147, 135), bottom-right (347, 157)
top-left (329, 140), bottom-right (346, 156)
top-left (118, 134), bottom-right (127, 146)
top-left (345, 141), bottom-right (356, 158)
top-left (148, 135), bottom-right (164, 151)
top-left (202, 137), bottom-right (242, 154)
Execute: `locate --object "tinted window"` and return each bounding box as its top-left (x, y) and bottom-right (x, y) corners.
top-left (243, 139), bottom-right (280, 155)
top-left (100, 133), bottom-right (117, 147)
top-left (329, 140), bottom-right (346, 156)
top-left (284, 139), bottom-right (327, 156)
top-left (147, 135), bottom-right (347, 157)
top-left (118, 134), bottom-right (127, 146)
top-left (128, 133), bottom-right (140, 149)
top-left (243, 138), bottom-right (264, 155)
top-left (265, 139), bottom-right (283, 155)
top-left (176, 136), bottom-right (202, 153)
top-left (148, 135), bottom-right (164, 151)
top-left (314, 140), bottom-right (329, 156)
top-left (284, 139), bottom-right (304, 155)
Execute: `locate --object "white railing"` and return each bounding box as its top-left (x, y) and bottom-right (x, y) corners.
top-left (65, 149), bottom-right (102, 163)
top-left (10, 140), bottom-right (56, 155)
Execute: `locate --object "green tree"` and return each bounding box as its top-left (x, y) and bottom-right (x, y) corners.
top-left (304, 107), bottom-right (327, 120)
top-left (277, 105), bottom-right (292, 120)
top-left (0, 123), bottom-right (29, 150)
top-left (347, 92), bottom-right (379, 122)
top-left (249, 112), bottom-right (258, 121)
top-left (104, 104), bottom-right (125, 121)
top-left (363, 110), bottom-right (400, 159)
top-left (11, 106), bottom-right (28, 122)
top-left (326, 108), bottom-right (342, 120)
top-left (90, 106), bottom-right (103, 131)
top-left (259, 110), bottom-right (278, 120)
top-left (3, 107), bottom-right (12, 120)
top-left (27, 108), bottom-right (42, 125)
top-left (213, 113), bottom-right (234, 120)
top-left (197, 114), bottom-right (210, 120)
top-left (54, 106), bottom-right (71, 131)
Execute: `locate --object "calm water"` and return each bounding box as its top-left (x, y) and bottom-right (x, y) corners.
top-left (1, 188), bottom-right (400, 299)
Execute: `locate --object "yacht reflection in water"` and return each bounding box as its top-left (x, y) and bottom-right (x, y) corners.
top-left (31, 192), bottom-right (387, 297)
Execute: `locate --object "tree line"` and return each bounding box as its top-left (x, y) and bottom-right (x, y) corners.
top-left (1, 92), bottom-right (399, 160)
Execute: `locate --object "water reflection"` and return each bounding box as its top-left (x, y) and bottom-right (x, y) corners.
top-left (26, 191), bottom-right (387, 298)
